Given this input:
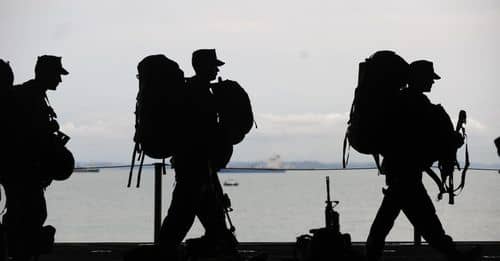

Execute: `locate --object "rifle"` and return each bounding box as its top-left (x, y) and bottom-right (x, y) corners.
top-left (324, 176), bottom-right (340, 232)
top-left (310, 176), bottom-right (340, 234)
top-left (208, 162), bottom-right (236, 234)
top-left (441, 110), bottom-right (468, 204)
top-left (306, 177), bottom-right (352, 261)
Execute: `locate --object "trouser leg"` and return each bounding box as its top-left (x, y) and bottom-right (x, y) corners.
top-left (159, 181), bottom-right (198, 254)
top-left (196, 182), bottom-right (228, 239)
top-left (401, 183), bottom-right (457, 257)
top-left (4, 183), bottom-right (47, 261)
top-left (366, 189), bottom-right (401, 261)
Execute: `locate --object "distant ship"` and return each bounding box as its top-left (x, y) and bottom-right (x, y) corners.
top-left (265, 154), bottom-right (284, 169)
top-left (220, 154), bottom-right (286, 174)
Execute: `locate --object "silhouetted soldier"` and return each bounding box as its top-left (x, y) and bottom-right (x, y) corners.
top-left (5, 55), bottom-right (68, 261)
top-left (0, 59), bottom-right (15, 260)
top-left (0, 61), bottom-right (14, 172)
top-left (0, 60), bottom-right (15, 167)
top-left (366, 60), bottom-right (479, 261)
top-left (0, 60), bottom-right (15, 171)
top-left (159, 49), bottom-right (237, 260)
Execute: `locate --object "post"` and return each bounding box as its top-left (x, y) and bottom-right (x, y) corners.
top-left (154, 163), bottom-right (163, 244)
top-left (413, 229), bottom-right (421, 245)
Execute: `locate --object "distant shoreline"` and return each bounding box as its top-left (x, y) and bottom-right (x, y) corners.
top-left (74, 161), bottom-right (500, 170)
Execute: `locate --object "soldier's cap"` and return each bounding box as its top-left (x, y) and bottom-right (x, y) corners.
top-left (495, 136), bottom-right (500, 148)
top-left (409, 60), bottom-right (440, 80)
top-left (35, 55), bottom-right (69, 75)
top-left (192, 49), bottom-right (225, 68)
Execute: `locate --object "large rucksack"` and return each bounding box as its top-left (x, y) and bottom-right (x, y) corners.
top-left (211, 78), bottom-right (255, 145)
top-left (129, 55), bottom-right (186, 187)
top-left (343, 51), bottom-right (409, 168)
top-left (133, 54), bottom-right (186, 159)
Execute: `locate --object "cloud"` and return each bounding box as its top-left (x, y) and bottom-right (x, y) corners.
top-left (467, 118), bottom-right (487, 133)
top-left (61, 119), bottom-right (131, 140)
top-left (254, 112), bottom-right (348, 137)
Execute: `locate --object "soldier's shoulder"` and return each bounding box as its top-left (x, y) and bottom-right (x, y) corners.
top-left (14, 80), bottom-right (44, 96)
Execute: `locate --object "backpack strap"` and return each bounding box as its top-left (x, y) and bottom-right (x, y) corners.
top-left (342, 97), bottom-right (356, 169)
top-left (342, 131), bottom-right (350, 168)
top-left (44, 95), bottom-right (58, 120)
top-left (127, 143), bottom-right (139, 187)
top-left (452, 127), bottom-right (470, 195)
top-left (136, 150), bottom-right (145, 188)
top-left (373, 154), bottom-right (382, 174)
top-left (162, 158), bottom-right (167, 174)
top-left (424, 167), bottom-right (446, 200)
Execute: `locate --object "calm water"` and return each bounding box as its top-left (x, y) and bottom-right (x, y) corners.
top-left (40, 168), bottom-right (500, 243)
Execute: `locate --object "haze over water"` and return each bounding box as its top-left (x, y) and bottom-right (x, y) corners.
top-left (41, 168), bottom-right (500, 243)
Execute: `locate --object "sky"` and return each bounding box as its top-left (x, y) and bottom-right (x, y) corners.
top-left (1, 0), bottom-right (499, 165)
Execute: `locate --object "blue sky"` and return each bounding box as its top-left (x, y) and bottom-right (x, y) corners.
top-left (1, 0), bottom-right (499, 164)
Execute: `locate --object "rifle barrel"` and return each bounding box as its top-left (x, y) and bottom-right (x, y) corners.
top-left (326, 176), bottom-right (331, 202)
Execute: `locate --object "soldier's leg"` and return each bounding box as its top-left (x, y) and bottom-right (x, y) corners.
top-left (366, 188), bottom-right (402, 261)
top-left (4, 182), bottom-right (47, 260)
top-left (196, 183), bottom-right (228, 238)
top-left (402, 183), bottom-right (458, 257)
top-left (195, 188), bottom-right (238, 259)
top-left (159, 179), bottom-right (200, 255)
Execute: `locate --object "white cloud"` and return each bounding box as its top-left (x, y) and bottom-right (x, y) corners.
top-left (61, 119), bottom-right (131, 140)
top-left (467, 118), bottom-right (487, 133)
top-left (254, 112), bottom-right (348, 136)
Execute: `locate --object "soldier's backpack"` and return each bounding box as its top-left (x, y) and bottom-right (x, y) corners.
top-left (343, 50), bottom-right (409, 169)
top-left (41, 100), bottom-right (74, 182)
top-left (40, 130), bottom-right (74, 182)
top-left (211, 78), bottom-right (255, 145)
top-left (129, 55), bottom-right (186, 187)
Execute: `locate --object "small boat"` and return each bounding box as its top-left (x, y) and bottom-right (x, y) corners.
top-left (223, 179), bottom-right (239, 186)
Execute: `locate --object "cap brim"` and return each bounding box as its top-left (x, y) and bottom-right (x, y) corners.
top-left (60, 67), bottom-right (69, 75)
top-left (433, 72), bottom-right (440, 80)
top-left (216, 59), bottom-right (225, 66)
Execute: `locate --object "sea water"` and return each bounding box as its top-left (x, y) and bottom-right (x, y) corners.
top-left (42, 168), bottom-right (500, 243)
